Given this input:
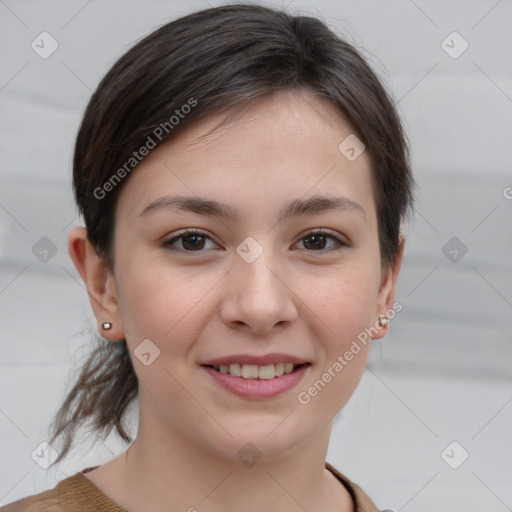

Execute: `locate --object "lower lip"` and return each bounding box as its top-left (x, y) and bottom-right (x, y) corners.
top-left (201, 364), bottom-right (310, 399)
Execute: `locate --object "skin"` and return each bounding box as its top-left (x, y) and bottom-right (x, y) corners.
top-left (69, 90), bottom-right (403, 512)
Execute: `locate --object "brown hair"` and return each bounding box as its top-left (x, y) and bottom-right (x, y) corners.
top-left (48, 3), bottom-right (414, 465)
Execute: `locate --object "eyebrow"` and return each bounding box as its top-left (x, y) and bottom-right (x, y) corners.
top-left (139, 194), bottom-right (366, 223)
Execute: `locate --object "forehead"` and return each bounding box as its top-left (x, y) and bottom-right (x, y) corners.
top-left (115, 90), bottom-right (376, 224)
top-left (158, 90), bottom-right (359, 160)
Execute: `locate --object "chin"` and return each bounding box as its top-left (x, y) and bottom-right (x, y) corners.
top-left (207, 414), bottom-right (314, 461)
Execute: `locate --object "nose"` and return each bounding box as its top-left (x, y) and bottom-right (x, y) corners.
top-left (219, 248), bottom-right (299, 335)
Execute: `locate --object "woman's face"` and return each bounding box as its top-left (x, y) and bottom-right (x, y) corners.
top-left (106, 90), bottom-right (400, 460)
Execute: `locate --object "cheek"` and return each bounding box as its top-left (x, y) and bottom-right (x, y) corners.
top-left (296, 282), bottom-right (374, 417)
top-left (115, 255), bottom-right (215, 350)
top-left (299, 263), bottom-right (377, 402)
top-left (114, 264), bottom-right (205, 398)
top-left (306, 261), bottom-right (380, 337)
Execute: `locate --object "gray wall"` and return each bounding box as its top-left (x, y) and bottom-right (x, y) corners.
top-left (1, 1), bottom-right (511, 511)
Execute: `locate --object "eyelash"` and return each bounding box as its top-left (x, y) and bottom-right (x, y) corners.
top-left (162, 228), bottom-right (347, 254)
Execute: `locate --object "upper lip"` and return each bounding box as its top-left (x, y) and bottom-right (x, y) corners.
top-left (201, 353), bottom-right (310, 366)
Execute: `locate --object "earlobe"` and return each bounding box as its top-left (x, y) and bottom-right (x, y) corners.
top-left (67, 226), bottom-right (125, 341)
top-left (372, 234), bottom-right (405, 340)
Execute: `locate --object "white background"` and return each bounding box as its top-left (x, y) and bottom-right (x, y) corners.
top-left (0, 1), bottom-right (511, 510)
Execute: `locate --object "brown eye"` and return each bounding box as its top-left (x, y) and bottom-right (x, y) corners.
top-left (295, 230), bottom-right (346, 252)
top-left (162, 228), bottom-right (346, 254)
top-left (163, 229), bottom-right (216, 252)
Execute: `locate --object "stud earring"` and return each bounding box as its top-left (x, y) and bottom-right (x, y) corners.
top-left (378, 315), bottom-right (389, 327)
top-left (101, 322), bottom-right (113, 330)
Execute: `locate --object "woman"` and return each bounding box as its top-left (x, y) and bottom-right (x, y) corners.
top-left (0, 4), bottom-right (413, 511)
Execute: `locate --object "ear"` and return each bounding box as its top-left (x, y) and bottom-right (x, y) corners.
top-left (372, 234), bottom-right (405, 340)
top-left (68, 226), bottom-right (125, 341)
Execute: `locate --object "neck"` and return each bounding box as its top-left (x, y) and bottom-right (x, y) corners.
top-left (114, 409), bottom-right (353, 512)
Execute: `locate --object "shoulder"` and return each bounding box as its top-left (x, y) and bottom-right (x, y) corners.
top-left (325, 461), bottom-right (392, 512)
top-left (0, 471), bottom-right (126, 512)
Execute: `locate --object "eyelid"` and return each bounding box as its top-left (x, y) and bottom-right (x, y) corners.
top-left (162, 227), bottom-right (348, 253)
top-left (162, 228), bottom-right (218, 249)
top-left (298, 227), bottom-right (348, 244)
top-left (294, 228), bottom-right (348, 252)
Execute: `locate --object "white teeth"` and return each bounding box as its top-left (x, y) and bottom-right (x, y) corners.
top-left (213, 362), bottom-right (304, 379)
top-left (228, 363), bottom-right (241, 377)
top-left (258, 364), bottom-right (275, 380)
top-left (241, 364), bottom-right (259, 379)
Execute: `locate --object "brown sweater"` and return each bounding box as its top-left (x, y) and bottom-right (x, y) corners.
top-left (0, 462), bottom-right (382, 512)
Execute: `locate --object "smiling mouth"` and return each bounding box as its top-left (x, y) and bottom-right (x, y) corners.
top-left (203, 362), bottom-right (310, 380)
